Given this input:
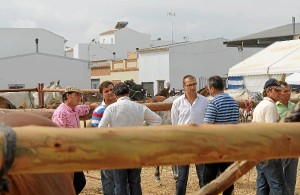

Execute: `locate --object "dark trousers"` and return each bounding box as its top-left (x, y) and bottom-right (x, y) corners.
top-left (175, 164), bottom-right (203, 195)
top-left (113, 168), bottom-right (142, 195)
top-left (73, 171), bottom-right (86, 195)
top-left (202, 162), bottom-right (234, 195)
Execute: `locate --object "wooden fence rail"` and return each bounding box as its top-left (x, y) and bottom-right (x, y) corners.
top-left (1, 123), bottom-right (300, 175)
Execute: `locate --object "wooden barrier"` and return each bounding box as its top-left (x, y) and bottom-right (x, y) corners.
top-left (1, 123), bottom-right (300, 174)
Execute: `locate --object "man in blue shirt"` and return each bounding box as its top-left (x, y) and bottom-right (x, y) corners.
top-left (203, 75), bottom-right (239, 195)
top-left (92, 81), bottom-right (116, 195)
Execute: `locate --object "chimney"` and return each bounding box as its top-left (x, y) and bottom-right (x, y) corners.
top-left (292, 16), bottom-right (296, 36)
top-left (35, 38), bottom-right (39, 53)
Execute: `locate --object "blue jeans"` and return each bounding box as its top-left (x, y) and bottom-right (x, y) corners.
top-left (202, 162), bottom-right (233, 195)
top-left (282, 158), bottom-right (298, 195)
top-left (113, 168), bottom-right (142, 195)
top-left (175, 164), bottom-right (203, 195)
top-left (101, 170), bottom-right (115, 195)
top-left (256, 159), bottom-right (285, 195)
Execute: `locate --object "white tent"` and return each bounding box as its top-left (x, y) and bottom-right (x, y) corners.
top-left (228, 39), bottom-right (300, 92)
top-left (286, 72), bottom-right (300, 85)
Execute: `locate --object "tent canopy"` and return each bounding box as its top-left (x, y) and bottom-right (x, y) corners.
top-left (228, 39), bottom-right (300, 77)
top-left (286, 72), bottom-right (300, 85)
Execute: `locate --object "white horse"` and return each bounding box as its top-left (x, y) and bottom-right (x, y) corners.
top-left (225, 88), bottom-right (263, 101)
top-left (33, 81), bottom-right (63, 108)
top-left (0, 91), bottom-right (35, 108)
top-left (0, 81), bottom-right (63, 108)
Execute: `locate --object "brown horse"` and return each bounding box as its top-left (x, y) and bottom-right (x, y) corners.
top-left (0, 112), bottom-right (75, 195)
top-left (0, 97), bottom-right (16, 109)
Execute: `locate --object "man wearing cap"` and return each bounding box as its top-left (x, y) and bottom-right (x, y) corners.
top-left (99, 82), bottom-right (162, 195)
top-left (252, 78), bottom-right (286, 195)
top-left (52, 86), bottom-right (98, 195)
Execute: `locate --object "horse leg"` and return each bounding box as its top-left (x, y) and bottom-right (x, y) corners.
top-left (154, 166), bottom-right (161, 182)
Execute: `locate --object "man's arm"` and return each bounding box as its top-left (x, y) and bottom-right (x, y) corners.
top-left (144, 108), bottom-right (162, 126)
top-left (170, 101), bottom-right (179, 125)
top-left (203, 103), bottom-right (217, 124)
top-left (91, 106), bottom-right (105, 127)
top-left (98, 108), bottom-right (111, 127)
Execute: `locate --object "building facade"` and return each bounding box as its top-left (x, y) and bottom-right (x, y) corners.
top-left (0, 28), bottom-right (90, 89)
top-left (138, 38), bottom-right (261, 96)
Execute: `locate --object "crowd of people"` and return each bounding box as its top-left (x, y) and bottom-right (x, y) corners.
top-left (50, 75), bottom-right (297, 195)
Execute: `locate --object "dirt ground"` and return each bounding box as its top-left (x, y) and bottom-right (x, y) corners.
top-left (81, 162), bottom-right (300, 195)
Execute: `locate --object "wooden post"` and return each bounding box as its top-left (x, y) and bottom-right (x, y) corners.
top-left (1, 123), bottom-right (300, 174)
top-left (37, 83), bottom-right (44, 108)
top-left (196, 161), bottom-right (258, 195)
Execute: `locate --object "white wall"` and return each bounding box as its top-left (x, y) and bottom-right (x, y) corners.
top-left (100, 34), bottom-right (115, 44)
top-left (74, 28), bottom-right (152, 61)
top-left (0, 53), bottom-right (90, 88)
top-left (0, 28), bottom-right (65, 58)
top-left (138, 51), bottom-right (170, 95)
top-left (138, 39), bottom-right (261, 93)
top-left (169, 39), bottom-right (261, 91)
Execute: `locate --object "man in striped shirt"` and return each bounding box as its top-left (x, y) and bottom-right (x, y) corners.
top-left (202, 75), bottom-right (239, 195)
top-left (92, 80), bottom-right (117, 195)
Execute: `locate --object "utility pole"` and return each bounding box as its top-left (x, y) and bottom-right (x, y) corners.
top-left (88, 39), bottom-right (95, 68)
top-left (167, 12), bottom-right (175, 44)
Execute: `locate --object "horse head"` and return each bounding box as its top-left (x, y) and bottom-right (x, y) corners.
top-left (198, 86), bottom-right (210, 97)
top-left (50, 80), bottom-right (63, 101)
top-left (33, 80), bottom-right (63, 108)
top-left (124, 80), bottom-right (146, 101)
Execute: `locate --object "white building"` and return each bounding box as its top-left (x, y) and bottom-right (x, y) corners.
top-left (0, 28), bottom-right (90, 89)
top-left (0, 53), bottom-right (90, 89)
top-left (73, 22), bottom-right (171, 62)
top-left (0, 28), bottom-right (66, 58)
top-left (138, 38), bottom-right (261, 96)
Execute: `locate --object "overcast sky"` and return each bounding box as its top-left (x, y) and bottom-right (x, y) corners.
top-left (1, 0), bottom-right (300, 47)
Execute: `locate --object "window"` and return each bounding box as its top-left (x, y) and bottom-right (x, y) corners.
top-left (91, 79), bottom-right (100, 89)
top-left (142, 82), bottom-right (154, 97)
top-left (8, 84), bottom-right (25, 89)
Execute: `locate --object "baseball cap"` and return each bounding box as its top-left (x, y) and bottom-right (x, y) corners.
top-left (264, 78), bottom-right (282, 90)
top-left (64, 86), bottom-right (83, 94)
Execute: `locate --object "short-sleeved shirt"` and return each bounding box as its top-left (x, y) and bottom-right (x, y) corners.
top-left (52, 103), bottom-right (90, 128)
top-left (204, 93), bottom-right (239, 124)
top-left (276, 100), bottom-right (295, 119)
top-left (252, 97), bottom-right (279, 123)
top-left (171, 94), bottom-right (209, 125)
top-left (91, 101), bottom-right (106, 127)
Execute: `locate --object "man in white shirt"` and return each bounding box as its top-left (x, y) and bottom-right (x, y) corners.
top-left (252, 78), bottom-right (285, 195)
top-left (171, 75), bottom-right (209, 195)
top-left (99, 82), bottom-right (162, 195)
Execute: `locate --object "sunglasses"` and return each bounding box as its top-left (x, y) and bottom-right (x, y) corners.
top-left (186, 83), bottom-right (197, 87)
